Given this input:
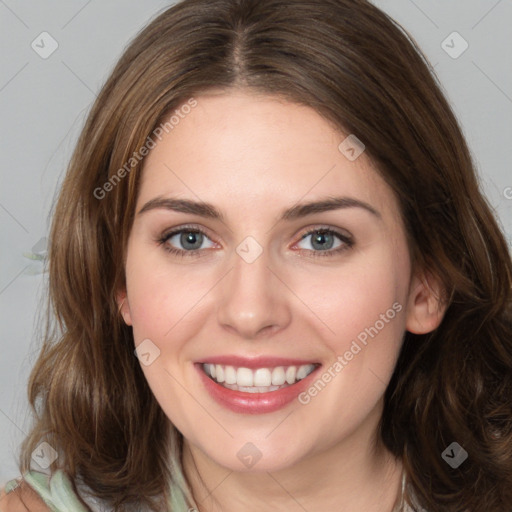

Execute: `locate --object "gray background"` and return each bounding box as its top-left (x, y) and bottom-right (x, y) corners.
top-left (1, 0), bottom-right (511, 484)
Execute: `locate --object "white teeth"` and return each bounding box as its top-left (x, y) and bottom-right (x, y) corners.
top-left (236, 367), bottom-right (253, 387)
top-left (216, 365), bottom-right (225, 383)
top-left (285, 366), bottom-right (296, 384)
top-left (224, 366), bottom-right (237, 385)
top-left (204, 364), bottom-right (215, 379)
top-left (224, 383), bottom-right (283, 393)
top-left (202, 363), bottom-right (316, 391)
top-left (296, 364), bottom-right (315, 380)
top-left (253, 368), bottom-right (272, 387)
top-left (271, 366), bottom-right (286, 386)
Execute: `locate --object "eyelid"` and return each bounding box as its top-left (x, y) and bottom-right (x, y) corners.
top-left (159, 223), bottom-right (217, 242)
top-left (294, 224), bottom-right (353, 241)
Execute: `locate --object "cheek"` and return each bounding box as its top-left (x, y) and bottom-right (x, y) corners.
top-left (298, 244), bottom-right (409, 355)
top-left (290, 249), bottom-right (409, 436)
top-left (124, 249), bottom-right (206, 431)
top-left (124, 247), bottom-right (219, 375)
top-left (124, 246), bottom-right (191, 341)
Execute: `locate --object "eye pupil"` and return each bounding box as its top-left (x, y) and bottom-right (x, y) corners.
top-left (312, 231), bottom-right (334, 250)
top-left (181, 231), bottom-right (203, 250)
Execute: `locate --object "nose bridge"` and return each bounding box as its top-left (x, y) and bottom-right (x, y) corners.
top-left (216, 237), bottom-right (291, 338)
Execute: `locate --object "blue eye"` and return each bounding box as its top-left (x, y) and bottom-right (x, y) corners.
top-left (157, 225), bottom-right (354, 258)
top-left (157, 226), bottom-right (215, 257)
top-left (295, 228), bottom-right (354, 258)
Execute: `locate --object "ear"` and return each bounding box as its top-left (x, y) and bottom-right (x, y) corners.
top-left (405, 270), bottom-right (447, 334)
top-left (116, 288), bottom-right (133, 326)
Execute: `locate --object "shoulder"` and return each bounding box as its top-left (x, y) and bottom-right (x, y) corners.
top-left (0, 480), bottom-right (51, 511)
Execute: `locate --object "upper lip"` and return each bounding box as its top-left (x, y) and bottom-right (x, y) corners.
top-left (196, 355), bottom-right (320, 369)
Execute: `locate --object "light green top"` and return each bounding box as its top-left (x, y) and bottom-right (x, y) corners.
top-left (3, 469), bottom-right (191, 511)
top-left (4, 468), bottom-right (424, 511)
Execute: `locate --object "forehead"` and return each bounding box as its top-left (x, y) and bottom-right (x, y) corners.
top-left (137, 90), bottom-right (400, 223)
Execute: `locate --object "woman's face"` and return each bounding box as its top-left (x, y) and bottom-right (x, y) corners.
top-left (119, 90), bottom-right (434, 472)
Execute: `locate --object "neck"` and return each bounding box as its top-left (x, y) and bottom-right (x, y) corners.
top-left (181, 411), bottom-right (403, 512)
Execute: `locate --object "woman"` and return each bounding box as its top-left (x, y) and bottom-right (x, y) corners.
top-left (2, 0), bottom-right (511, 510)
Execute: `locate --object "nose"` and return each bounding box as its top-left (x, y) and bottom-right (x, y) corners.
top-left (216, 245), bottom-right (292, 340)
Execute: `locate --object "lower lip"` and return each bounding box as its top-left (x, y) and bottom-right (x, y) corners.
top-left (196, 364), bottom-right (321, 414)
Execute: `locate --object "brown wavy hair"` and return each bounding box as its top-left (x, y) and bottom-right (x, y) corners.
top-left (15, 0), bottom-right (512, 510)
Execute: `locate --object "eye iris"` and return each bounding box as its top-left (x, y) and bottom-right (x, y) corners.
top-left (181, 231), bottom-right (203, 250)
top-left (311, 231), bottom-right (334, 251)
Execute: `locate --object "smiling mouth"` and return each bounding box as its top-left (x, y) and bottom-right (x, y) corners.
top-left (201, 363), bottom-right (318, 393)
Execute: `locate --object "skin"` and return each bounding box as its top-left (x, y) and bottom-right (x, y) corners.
top-left (0, 482), bottom-right (50, 511)
top-left (117, 89), bottom-right (446, 512)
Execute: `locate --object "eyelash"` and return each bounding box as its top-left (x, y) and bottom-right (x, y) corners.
top-left (156, 224), bottom-right (354, 259)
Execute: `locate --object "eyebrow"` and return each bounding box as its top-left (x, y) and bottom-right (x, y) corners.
top-left (137, 195), bottom-right (381, 221)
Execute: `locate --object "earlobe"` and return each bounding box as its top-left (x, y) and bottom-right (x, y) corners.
top-left (405, 271), bottom-right (447, 335)
top-left (116, 289), bottom-right (133, 326)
